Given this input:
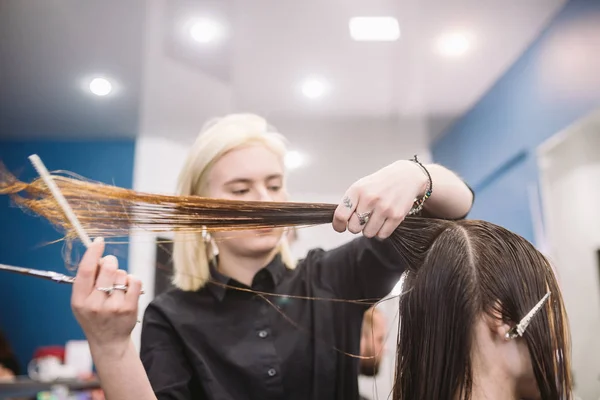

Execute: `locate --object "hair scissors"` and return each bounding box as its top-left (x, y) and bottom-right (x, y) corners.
top-left (0, 263), bottom-right (76, 284)
top-left (0, 263), bottom-right (145, 294)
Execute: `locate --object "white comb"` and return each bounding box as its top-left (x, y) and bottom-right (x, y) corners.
top-left (27, 154), bottom-right (145, 298)
top-left (28, 154), bottom-right (92, 248)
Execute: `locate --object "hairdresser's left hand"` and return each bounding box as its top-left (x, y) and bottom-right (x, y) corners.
top-left (332, 160), bottom-right (427, 239)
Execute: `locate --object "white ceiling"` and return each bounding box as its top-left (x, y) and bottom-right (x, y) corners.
top-left (0, 0), bottom-right (567, 141)
top-left (0, 0), bottom-right (146, 138)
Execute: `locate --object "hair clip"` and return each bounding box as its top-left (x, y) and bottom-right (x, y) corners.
top-left (505, 291), bottom-right (551, 340)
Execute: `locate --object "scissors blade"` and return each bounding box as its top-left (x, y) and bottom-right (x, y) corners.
top-left (0, 263), bottom-right (74, 283)
top-left (0, 263), bottom-right (144, 294)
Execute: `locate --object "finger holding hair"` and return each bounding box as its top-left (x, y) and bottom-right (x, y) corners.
top-left (72, 237), bottom-right (105, 307)
top-left (333, 185), bottom-right (359, 233)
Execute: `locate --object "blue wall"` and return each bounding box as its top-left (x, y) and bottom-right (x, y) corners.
top-left (432, 0), bottom-right (600, 242)
top-left (0, 140), bottom-right (135, 371)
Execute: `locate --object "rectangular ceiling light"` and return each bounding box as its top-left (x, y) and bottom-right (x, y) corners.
top-left (349, 17), bottom-right (400, 42)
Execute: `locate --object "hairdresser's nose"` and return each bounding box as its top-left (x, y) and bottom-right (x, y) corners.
top-left (256, 186), bottom-right (274, 202)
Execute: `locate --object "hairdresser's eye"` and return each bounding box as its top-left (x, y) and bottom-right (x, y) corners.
top-left (268, 186), bottom-right (282, 192)
top-left (231, 188), bottom-right (250, 195)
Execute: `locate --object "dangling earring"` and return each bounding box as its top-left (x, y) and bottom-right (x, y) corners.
top-left (201, 225), bottom-right (219, 261)
top-left (279, 226), bottom-right (289, 243)
top-left (201, 225), bottom-right (211, 243)
top-left (505, 292), bottom-right (551, 340)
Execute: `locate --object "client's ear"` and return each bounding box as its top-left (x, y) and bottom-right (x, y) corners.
top-left (484, 302), bottom-right (513, 341)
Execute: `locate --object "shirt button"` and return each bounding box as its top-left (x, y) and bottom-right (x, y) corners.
top-left (267, 368), bottom-right (277, 377)
top-left (258, 330), bottom-right (268, 338)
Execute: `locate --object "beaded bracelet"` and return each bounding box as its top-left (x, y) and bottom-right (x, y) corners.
top-left (408, 155), bottom-right (433, 215)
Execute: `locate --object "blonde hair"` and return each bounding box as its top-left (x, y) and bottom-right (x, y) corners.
top-left (172, 113), bottom-right (297, 291)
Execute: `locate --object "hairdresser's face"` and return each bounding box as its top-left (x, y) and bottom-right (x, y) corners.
top-left (206, 144), bottom-right (287, 258)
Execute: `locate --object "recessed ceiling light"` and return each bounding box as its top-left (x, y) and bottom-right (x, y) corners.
top-left (189, 18), bottom-right (224, 44)
top-left (301, 77), bottom-right (329, 99)
top-left (285, 150), bottom-right (306, 170)
top-left (349, 17), bottom-right (400, 42)
top-left (437, 32), bottom-right (470, 57)
top-left (89, 77), bottom-right (112, 96)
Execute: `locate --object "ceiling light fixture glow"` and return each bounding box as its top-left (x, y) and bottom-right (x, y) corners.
top-left (437, 32), bottom-right (470, 57)
top-left (189, 18), bottom-right (224, 44)
top-left (301, 77), bottom-right (329, 99)
top-left (89, 77), bottom-right (112, 96)
top-left (349, 17), bottom-right (400, 42)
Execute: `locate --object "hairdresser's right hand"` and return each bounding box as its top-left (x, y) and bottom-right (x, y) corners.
top-left (71, 237), bottom-right (143, 356)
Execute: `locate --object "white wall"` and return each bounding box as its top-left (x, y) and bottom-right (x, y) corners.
top-left (274, 115), bottom-right (431, 196)
top-left (129, 136), bottom-right (192, 350)
top-left (538, 110), bottom-right (600, 399)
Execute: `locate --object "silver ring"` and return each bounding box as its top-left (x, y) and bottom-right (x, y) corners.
top-left (96, 285), bottom-right (128, 295)
top-left (97, 285), bottom-right (145, 295)
top-left (96, 286), bottom-right (114, 295)
top-left (357, 211), bottom-right (372, 225)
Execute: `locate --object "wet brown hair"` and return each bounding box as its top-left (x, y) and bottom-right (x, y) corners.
top-left (389, 218), bottom-right (572, 400)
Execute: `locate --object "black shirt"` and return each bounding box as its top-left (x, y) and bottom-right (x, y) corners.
top-left (141, 235), bottom-right (404, 400)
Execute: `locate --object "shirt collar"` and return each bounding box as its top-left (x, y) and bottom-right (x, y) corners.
top-left (264, 253), bottom-right (286, 286)
top-left (206, 254), bottom-right (286, 302)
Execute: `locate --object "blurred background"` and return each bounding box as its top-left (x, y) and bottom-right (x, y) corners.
top-left (0, 0), bottom-right (599, 398)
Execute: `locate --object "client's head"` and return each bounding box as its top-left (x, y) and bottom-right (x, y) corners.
top-left (392, 218), bottom-right (571, 400)
top-left (360, 306), bottom-right (387, 376)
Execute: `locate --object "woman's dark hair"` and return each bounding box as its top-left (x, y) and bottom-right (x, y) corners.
top-left (390, 218), bottom-right (572, 400)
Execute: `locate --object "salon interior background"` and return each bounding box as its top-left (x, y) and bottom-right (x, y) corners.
top-left (1, 0), bottom-right (600, 398)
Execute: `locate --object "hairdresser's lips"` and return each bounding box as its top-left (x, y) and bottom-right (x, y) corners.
top-left (255, 227), bottom-right (276, 235)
